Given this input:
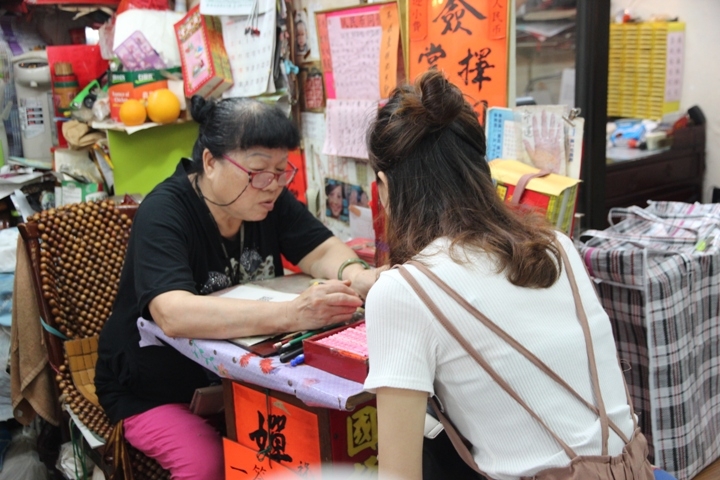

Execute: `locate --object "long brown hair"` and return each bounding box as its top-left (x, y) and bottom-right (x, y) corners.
top-left (367, 70), bottom-right (561, 288)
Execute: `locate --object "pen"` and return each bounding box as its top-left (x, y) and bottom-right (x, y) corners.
top-left (290, 354), bottom-right (305, 367)
top-left (278, 321), bottom-right (353, 353)
top-left (279, 345), bottom-right (304, 363)
top-left (273, 330), bottom-right (306, 349)
top-left (279, 331), bottom-right (318, 351)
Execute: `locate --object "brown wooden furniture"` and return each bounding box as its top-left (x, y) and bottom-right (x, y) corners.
top-left (604, 124), bottom-right (706, 226)
top-left (18, 200), bottom-right (170, 480)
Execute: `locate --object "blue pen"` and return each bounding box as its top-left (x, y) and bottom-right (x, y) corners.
top-left (290, 354), bottom-right (305, 367)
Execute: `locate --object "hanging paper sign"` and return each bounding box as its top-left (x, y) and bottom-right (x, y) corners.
top-left (379, 3), bottom-right (401, 98)
top-left (316, 2), bottom-right (402, 101)
top-left (409, 0), bottom-right (428, 41)
top-left (489, 0), bottom-right (507, 40)
top-left (316, 13), bottom-right (336, 100)
top-left (409, 0), bottom-right (509, 117)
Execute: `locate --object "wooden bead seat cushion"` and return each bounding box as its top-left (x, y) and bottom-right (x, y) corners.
top-left (20, 200), bottom-right (170, 479)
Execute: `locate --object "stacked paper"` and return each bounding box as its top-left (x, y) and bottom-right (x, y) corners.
top-left (607, 22), bottom-right (685, 120)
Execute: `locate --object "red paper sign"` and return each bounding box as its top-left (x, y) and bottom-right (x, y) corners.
top-left (410, 0), bottom-right (428, 41)
top-left (232, 383), bottom-right (322, 477)
top-left (409, 0), bottom-right (509, 117)
top-left (489, 0), bottom-right (508, 40)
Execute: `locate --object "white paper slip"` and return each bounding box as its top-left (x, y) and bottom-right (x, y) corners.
top-left (228, 334), bottom-right (275, 347)
top-left (221, 284), bottom-right (299, 347)
top-left (218, 284), bottom-right (299, 302)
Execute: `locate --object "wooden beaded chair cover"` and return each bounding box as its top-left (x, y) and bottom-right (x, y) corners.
top-left (18, 200), bottom-right (170, 480)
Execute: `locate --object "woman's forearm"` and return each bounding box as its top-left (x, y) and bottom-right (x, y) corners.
top-left (149, 290), bottom-right (292, 339)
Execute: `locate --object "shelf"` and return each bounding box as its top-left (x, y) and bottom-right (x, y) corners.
top-left (91, 118), bottom-right (191, 135)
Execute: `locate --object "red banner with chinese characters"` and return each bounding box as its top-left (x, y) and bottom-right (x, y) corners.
top-left (232, 382), bottom-right (322, 477)
top-left (408, 0), bottom-right (508, 117)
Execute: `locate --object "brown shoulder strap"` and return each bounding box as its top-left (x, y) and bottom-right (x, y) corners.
top-left (554, 241), bottom-right (611, 453)
top-left (407, 249), bottom-right (626, 447)
top-left (397, 266), bottom-right (579, 461)
top-left (406, 260), bottom-right (627, 444)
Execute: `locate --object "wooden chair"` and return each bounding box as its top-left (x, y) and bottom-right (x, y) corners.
top-left (18, 200), bottom-right (170, 480)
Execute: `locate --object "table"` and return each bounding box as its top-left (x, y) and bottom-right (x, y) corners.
top-left (137, 319), bottom-right (371, 411)
top-left (136, 276), bottom-right (379, 478)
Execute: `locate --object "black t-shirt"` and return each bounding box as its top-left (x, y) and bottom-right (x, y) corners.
top-left (95, 159), bottom-right (333, 424)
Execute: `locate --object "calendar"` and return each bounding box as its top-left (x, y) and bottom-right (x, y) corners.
top-left (486, 107), bottom-right (516, 161)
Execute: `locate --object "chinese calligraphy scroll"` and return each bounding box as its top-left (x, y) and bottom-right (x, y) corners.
top-left (408, 0), bottom-right (508, 117)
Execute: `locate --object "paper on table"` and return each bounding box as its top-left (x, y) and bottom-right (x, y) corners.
top-left (322, 99), bottom-right (377, 160)
top-left (327, 15), bottom-right (382, 100)
top-left (222, 8), bottom-right (277, 98)
top-left (221, 285), bottom-right (299, 347)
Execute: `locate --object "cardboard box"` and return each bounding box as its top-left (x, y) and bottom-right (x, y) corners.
top-left (489, 159), bottom-right (580, 235)
top-left (303, 322), bottom-right (368, 384)
top-left (174, 6), bottom-right (233, 99)
top-left (59, 179), bottom-right (107, 206)
top-left (108, 67), bottom-right (182, 122)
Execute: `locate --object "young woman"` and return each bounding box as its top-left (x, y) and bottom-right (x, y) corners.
top-left (96, 95), bottom-right (377, 479)
top-left (363, 71), bottom-right (653, 480)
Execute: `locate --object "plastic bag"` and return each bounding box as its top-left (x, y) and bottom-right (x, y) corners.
top-left (0, 423), bottom-right (49, 480)
top-left (56, 441), bottom-right (96, 480)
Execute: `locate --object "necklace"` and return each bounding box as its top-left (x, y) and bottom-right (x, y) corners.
top-left (194, 175), bottom-right (244, 284)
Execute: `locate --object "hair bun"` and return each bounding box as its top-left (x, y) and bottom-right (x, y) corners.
top-left (190, 95), bottom-right (216, 124)
top-left (417, 70), bottom-right (466, 129)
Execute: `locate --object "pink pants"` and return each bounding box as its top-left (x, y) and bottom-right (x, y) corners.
top-left (123, 404), bottom-right (224, 480)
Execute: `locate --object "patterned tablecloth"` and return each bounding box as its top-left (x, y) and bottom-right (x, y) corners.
top-left (137, 318), bottom-right (371, 411)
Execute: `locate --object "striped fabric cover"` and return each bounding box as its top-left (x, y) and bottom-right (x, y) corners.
top-left (578, 202), bottom-right (720, 480)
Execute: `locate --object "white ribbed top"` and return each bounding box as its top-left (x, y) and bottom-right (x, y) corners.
top-left (364, 233), bottom-right (635, 480)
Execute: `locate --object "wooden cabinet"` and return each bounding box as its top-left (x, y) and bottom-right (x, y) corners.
top-left (603, 125), bottom-right (705, 225)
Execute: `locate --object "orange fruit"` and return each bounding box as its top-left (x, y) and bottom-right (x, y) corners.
top-left (119, 99), bottom-right (147, 126)
top-left (146, 89), bottom-right (181, 124)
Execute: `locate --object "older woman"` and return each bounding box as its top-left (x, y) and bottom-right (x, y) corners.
top-left (96, 95), bottom-right (376, 479)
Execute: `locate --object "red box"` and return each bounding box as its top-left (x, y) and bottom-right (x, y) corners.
top-left (303, 322), bottom-right (368, 384)
top-left (174, 6), bottom-right (233, 99)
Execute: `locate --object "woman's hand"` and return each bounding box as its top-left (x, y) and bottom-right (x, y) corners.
top-left (349, 265), bottom-right (389, 299)
top-left (288, 279), bottom-right (363, 330)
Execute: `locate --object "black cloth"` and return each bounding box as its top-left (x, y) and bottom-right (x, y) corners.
top-left (96, 159), bottom-right (333, 424)
top-left (423, 431), bottom-right (486, 480)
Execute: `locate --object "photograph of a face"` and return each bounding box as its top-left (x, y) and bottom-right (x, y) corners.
top-left (325, 178), bottom-right (371, 225)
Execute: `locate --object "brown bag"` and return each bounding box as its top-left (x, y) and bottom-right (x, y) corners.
top-left (396, 240), bottom-right (654, 480)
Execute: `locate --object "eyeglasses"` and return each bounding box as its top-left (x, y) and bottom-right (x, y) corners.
top-left (221, 154), bottom-right (298, 190)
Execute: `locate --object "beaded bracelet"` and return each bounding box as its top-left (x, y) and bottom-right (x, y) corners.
top-left (337, 258), bottom-right (370, 280)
